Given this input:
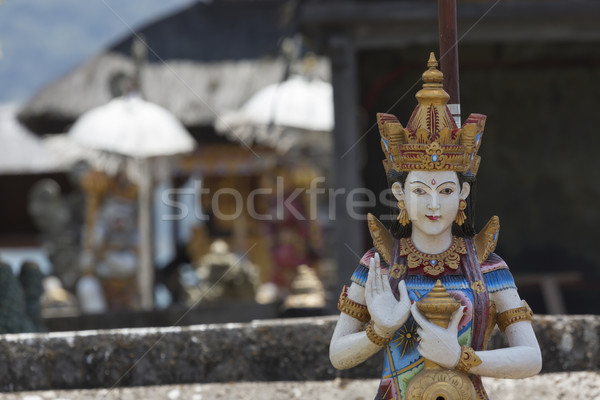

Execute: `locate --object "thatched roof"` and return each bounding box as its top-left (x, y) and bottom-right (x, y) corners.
top-left (18, 0), bottom-right (330, 136)
top-left (0, 104), bottom-right (62, 174)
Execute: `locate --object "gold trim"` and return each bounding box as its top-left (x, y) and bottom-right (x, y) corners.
top-left (455, 199), bottom-right (467, 226)
top-left (366, 321), bottom-right (392, 347)
top-left (367, 213), bottom-right (393, 266)
top-left (474, 216), bottom-right (500, 264)
top-left (483, 300), bottom-right (497, 350)
top-left (389, 263), bottom-right (406, 279)
top-left (337, 285), bottom-right (370, 323)
top-left (455, 346), bottom-right (482, 373)
top-left (376, 55), bottom-right (487, 175)
top-left (497, 300), bottom-right (534, 332)
top-left (398, 201), bottom-right (410, 226)
top-left (400, 237), bottom-right (466, 277)
top-left (470, 280), bottom-right (485, 294)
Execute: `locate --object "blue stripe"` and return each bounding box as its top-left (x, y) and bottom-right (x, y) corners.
top-left (351, 264), bottom-right (369, 287)
top-left (483, 268), bottom-right (516, 293)
top-left (405, 274), bottom-right (470, 291)
top-left (351, 266), bottom-right (516, 292)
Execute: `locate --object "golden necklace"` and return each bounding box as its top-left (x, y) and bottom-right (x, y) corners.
top-left (399, 237), bottom-right (467, 277)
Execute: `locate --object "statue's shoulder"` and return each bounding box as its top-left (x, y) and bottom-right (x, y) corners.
top-left (353, 247), bottom-right (383, 288)
top-left (473, 215), bottom-right (511, 274)
top-left (366, 213), bottom-right (394, 267)
top-left (474, 216), bottom-right (500, 266)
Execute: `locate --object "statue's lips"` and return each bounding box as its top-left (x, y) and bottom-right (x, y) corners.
top-left (426, 215), bottom-right (440, 221)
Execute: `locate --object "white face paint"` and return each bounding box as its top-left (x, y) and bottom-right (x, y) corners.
top-left (392, 170), bottom-right (470, 238)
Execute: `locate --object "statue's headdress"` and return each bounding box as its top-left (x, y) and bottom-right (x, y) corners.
top-left (378, 53), bottom-right (486, 175)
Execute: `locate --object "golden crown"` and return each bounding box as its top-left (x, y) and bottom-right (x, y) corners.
top-left (378, 53), bottom-right (486, 175)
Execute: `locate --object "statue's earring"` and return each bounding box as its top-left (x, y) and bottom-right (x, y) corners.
top-left (455, 199), bottom-right (467, 226)
top-left (398, 200), bottom-right (410, 226)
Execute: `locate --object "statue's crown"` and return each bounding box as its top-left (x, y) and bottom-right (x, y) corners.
top-left (378, 53), bottom-right (486, 175)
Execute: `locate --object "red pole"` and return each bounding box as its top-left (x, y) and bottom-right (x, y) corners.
top-left (438, 0), bottom-right (461, 127)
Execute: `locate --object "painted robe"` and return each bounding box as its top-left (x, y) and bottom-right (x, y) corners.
top-left (351, 238), bottom-right (516, 400)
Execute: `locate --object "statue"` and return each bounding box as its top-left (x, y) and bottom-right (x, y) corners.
top-left (0, 261), bottom-right (45, 333)
top-left (186, 239), bottom-right (259, 304)
top-left (330, 54), bottom-right (541, 400)
top-left (19, 261), bottom-right (45, 332)
top-left (281, 264), bottom-right (326, 317)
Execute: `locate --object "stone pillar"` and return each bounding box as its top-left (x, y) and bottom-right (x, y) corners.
top-left (328, 34), bottom-right (364, 307)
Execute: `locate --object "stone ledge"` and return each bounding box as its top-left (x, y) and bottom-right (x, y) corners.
top-left (2, 372), bottom-right (600, 400)
top-left (0, 315), bottom-right (598, 392)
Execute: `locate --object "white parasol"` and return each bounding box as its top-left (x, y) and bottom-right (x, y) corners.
top-left (67, 95), bottom-right (195, 310)
top-left (215, 75), bottom-right (333, 154)
top-left (69, 96), bottom-right (195, 159)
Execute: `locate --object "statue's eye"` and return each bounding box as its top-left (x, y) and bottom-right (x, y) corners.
top-left (413, 188), bottom-right (426, 195)
top-left (440, 188), bottom-right (453, 195)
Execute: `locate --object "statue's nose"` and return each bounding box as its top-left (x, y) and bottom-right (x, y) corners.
top-left (428, 194), bottom-right (440, 210)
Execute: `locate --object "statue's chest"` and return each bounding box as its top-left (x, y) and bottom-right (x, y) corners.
top-left (392, 237), bottom-right (468, 279)
top-left (402, 273), bottom-right (475, 306)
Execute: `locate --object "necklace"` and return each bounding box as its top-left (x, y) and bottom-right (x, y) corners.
top-left (399, 237), bottom-right (467, 277)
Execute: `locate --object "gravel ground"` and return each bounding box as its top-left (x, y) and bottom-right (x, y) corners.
top-left (0, 372), bottom-right (598, 400)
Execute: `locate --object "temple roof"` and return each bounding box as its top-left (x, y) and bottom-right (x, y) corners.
top-left (17, 0), bottom-right (330, 136)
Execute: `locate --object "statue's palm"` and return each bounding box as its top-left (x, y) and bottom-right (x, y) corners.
top-left (365, 253), bottom-right (411, 336)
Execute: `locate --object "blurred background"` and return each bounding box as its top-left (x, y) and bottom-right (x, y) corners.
top-left (1, 0), bottom-right (599, 333)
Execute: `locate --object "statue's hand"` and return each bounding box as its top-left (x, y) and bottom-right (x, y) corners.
top-left (411, 303), bottom-right (464, 369)
top-left (365, 253), bottom-right (411, 338)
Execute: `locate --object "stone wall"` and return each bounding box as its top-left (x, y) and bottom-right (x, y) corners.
top-left (0, 315), bottom-right (598, 392)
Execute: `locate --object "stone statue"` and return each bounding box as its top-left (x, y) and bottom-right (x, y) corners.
top-left (19, 261), bottom-right (45, 332)
top-left (281, 264), bottom-right (326, 317)
top-left (187, 239), bottom-right (259, 304)
top-left (0, 261), bottom-right (45, 333)
top-left (330, 54), bottom-right (541, 400)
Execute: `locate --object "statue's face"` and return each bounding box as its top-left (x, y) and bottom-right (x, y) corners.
top-left (392, 170), bottom-right (470, 237)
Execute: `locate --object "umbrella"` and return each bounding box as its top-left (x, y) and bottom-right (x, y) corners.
top-left (215, 75), bottom-right (333, 154)
top-left (68, 95), bottom-right (195, 310)
top-left (69, 96), bottom-right (195, 158)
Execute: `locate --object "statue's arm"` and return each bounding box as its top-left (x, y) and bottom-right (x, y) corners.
top-left (329, 282), bottom-right (383, 369)
top-left (413, 286), bottom-right (541, 379)
top-left (331, 253), bottom-right (411, 369)
top-left (469, 288), bottom-right (542, 378)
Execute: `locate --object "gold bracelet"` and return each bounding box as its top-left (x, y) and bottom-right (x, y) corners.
top-left (496, 300), bottom-right (534, 332)
top-left (338, 285), bottom-right (371, 323)
top-left (366, 321), bottom-right (392, 347)
top-left (455, 345), bottom-right (482, 373)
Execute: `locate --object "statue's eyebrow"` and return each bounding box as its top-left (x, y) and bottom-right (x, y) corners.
top-left (437, 181), bottom-right (457, 187)
top-left (409, 180), bottom-right (431, 189)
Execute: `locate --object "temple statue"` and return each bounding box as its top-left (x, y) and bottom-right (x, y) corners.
top-left (0, 261), bottom-right (45, 333)
top-left (186, 239), bottom-right (259, 304)
top-left (330, 54), bottom-right (541, 400)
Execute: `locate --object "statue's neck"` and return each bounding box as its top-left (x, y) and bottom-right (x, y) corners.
top-left (410, 229), bottom-right (453, 255)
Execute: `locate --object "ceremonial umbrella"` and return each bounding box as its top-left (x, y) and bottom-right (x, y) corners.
top-left (215, 74), bottom-right (333, 155)
top-left (68, 95), bottom-right (195, 310)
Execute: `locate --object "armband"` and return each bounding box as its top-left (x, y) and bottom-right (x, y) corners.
top-left (455, 346), bottom-right (482, 373)
top-left (366, 321), bottom-right (392, 347)
top-left (496, 300), bottom-right (534, 332)
top-left (337, 285), bottom-right (371, 323)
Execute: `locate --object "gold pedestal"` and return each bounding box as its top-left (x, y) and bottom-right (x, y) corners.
top-left (405, 280), bottom-right (477, 400)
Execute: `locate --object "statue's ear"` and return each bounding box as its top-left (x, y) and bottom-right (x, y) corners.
top-left (460, 182), bottom-right (471, 200)
top-left (391, 182), bottom-right (405, 201)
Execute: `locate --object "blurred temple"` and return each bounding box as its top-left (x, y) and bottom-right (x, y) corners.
top-left (5, 0), bottom-right (334, 329)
